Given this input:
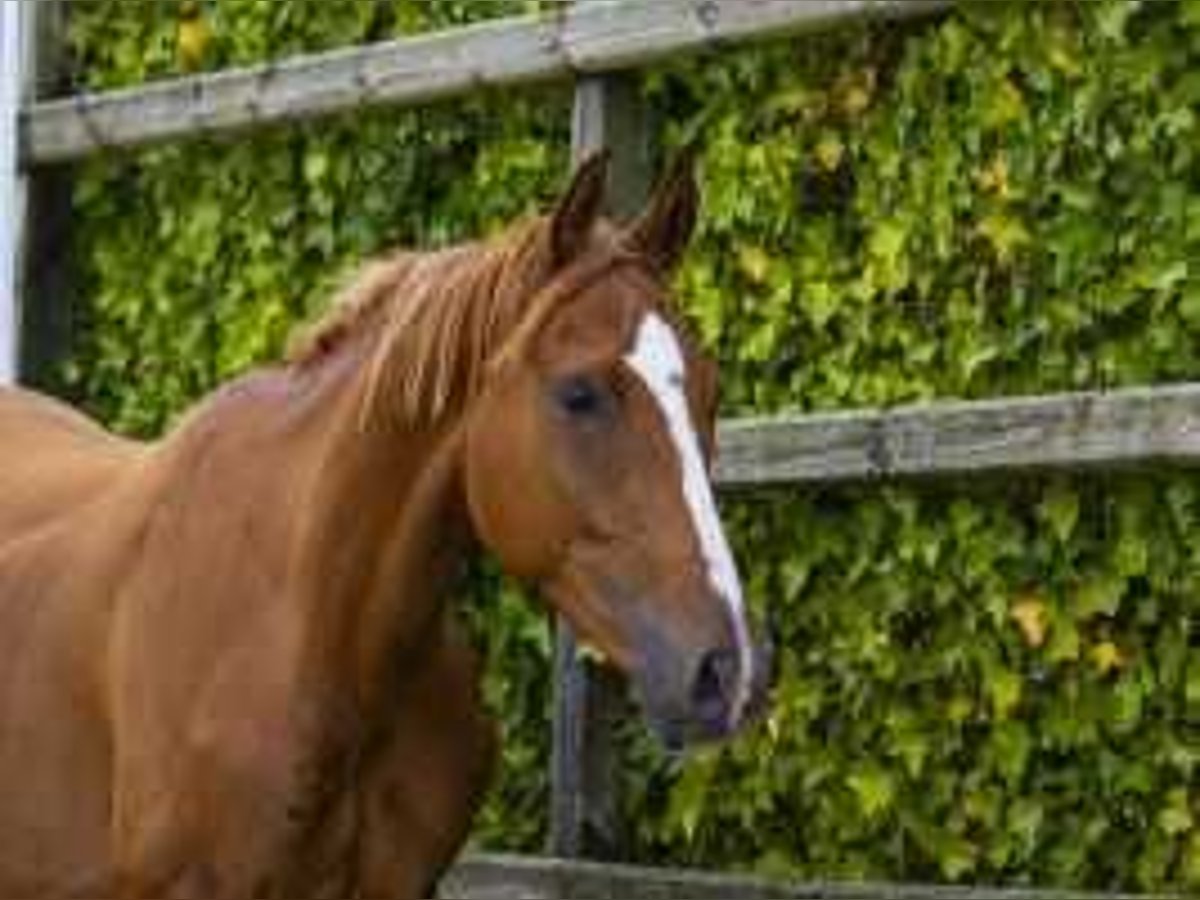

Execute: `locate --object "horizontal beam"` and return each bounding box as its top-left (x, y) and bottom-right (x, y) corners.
top-left (22, 0), bottom-right (948, 166)
top-left (714, 383), bottom-right (1200, 488)
top-left (440, 854), bottom-right (1177, 899)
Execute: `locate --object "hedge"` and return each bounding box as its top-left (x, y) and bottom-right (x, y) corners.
top-left (62, 0), bottom-right (1198, 891)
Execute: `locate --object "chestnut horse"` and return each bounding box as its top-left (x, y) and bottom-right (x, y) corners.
top-left (0, 153), bottom-right (767, 898)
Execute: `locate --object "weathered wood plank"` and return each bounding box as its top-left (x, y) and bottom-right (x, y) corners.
top-left (438, 854), bottom-right (1179, 900)
top-left (15, 0), bottom-right (74, 389)
top-left (22, 0), bottom-right (949, 166)
top-left (714, 383), bottom-right (1200, 488)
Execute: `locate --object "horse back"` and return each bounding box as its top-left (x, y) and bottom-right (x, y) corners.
top-left (0, 387), bottom-right (144, 540)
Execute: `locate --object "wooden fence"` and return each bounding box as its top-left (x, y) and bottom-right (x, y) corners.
top-left (438, 855), bottom-right (1180, 900)
top-left (2, 1), bottom-right (1195, 896)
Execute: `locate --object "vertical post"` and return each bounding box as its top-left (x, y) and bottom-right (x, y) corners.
top-left (15, 0), bottom-right (73, 391)
top-left (549, 68), bottom-right (652, 860)
top-left (0, 1), bottom-right (23, 385)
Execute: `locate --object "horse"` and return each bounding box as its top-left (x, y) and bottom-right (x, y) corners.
top-left (0, 151), bottom-right (769, 898)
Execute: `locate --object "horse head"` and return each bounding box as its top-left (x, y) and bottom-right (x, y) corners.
top-left (463, 153), bottom-right (770, 749)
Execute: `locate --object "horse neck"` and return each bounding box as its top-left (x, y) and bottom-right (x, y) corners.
top-left (283, 230), bottom-right (564, 716)
top-left (290, 347), bottom-right (473, 718)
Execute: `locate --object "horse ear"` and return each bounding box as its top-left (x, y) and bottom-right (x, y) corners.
top-left (624, 150), bottom-right (699, 273)
top-left (549, 150), bottom-right (610, 266)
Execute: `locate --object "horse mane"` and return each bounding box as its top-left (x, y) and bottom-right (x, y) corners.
top-left (287, 218), bottom-right (559, 428)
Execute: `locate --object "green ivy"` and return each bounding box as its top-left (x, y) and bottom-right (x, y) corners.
top-left (65, 0), bottom-right (1198, 891)
top-left (623, 475), bottom-right (1198, 889)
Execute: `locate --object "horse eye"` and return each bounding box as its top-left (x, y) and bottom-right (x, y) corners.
top-left (555, 375), bottom-right (606, 418)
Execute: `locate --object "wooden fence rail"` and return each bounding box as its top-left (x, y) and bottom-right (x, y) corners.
top-left (21, 0), bottom-right (949, 166)
top-left (715, 382), bottom-right (1200, 488)
top-left (437, 855), bottom-right (1182, 900)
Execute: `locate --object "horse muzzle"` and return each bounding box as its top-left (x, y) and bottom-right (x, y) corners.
top-left (636, 630), bottom-right (775, 752)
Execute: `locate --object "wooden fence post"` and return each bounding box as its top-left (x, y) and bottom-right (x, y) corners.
top-left (15, 0), bottom-right (73, 391)
top-left (0, 0), bottom-right (23, 385)
top-left (549, 68), bottom-right (652, 860)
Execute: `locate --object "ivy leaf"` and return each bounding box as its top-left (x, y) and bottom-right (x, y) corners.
top-left (1006, 798), bottom-right (1044, 849)
top-left (1089, 640), bottom-right (1126, 676)
top-left (1047, 614), bottom-right (1081, 663)
top-left (976, 213), bottom-right (1030, 265)
top-left (1039, 484), bottom-right (1079, 543)
top-left (990, 723), bottom-right (1032, 786)
top-left (868, 221), bottom-right (907, 268)
top-left (1073, 575), bottom-right (1125, 621)
top-left (667, 754), bottom-right (717, 841)
top-left (847, 766), bottom-right (895, 820)
top-left (736, 244), bottom-right (771, 284)
top-left (935, 834), bottom-right (978, 881)
top-left (1157, 788), bottom-right (1194, 836)
top-left (803, 280), bottom-right (838, 328)
top-left (1180, 284), bottom-right (1200, 326)
top-left (304, 150), bottom-right (330, 184)
top-left (983, 77), bottom-right (1027, 130)
top-left (1115, 533), bottom-right (1150, 577)
top-left (1010, 595), bottom-right (1049, 648)
top-left (987, 667), bottom-right (1023, 720)
top-left (814, 134), bottom-right (845, 173)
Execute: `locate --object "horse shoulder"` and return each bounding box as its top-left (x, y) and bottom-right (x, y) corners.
top-left (108, 601), bottom-right (333, 897)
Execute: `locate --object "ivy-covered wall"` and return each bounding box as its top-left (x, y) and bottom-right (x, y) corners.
top-left (63, 0), bottom-right (1197, 892)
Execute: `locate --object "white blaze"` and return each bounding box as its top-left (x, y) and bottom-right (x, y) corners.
top-left (623, 312), bottom-right (752, 724)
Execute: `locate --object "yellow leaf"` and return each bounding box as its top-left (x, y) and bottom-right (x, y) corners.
top-left (737, 244), bottom-right (771, 284)
top-left (977, 213), bottom-right (1030, 264)
top-left (1090, 640), bottom-right (1126, 675)
top-left (975, 155), bottom-right (1010, 198)
top-left (841, 85), bottom-right (871, 117)
top-left (814, 135), bottom-right (845, 173)
top-left (177, 7), bottom-right (212, 71)
top-left (1010, 596), bottom-right (1048, 648)
top-left (835, 68), bottom-right (875, 118)
top-left (946, 696), bottom-right (973, 723)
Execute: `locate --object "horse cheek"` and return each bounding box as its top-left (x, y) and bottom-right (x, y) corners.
top-left (464, 394), bottom-right (572, 581)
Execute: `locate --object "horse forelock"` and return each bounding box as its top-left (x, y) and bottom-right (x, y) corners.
top-left (287, 218), bottom-right (658, 431)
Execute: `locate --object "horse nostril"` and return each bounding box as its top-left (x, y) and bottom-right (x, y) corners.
top-left (691, 648), bottom-right (737, 728)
